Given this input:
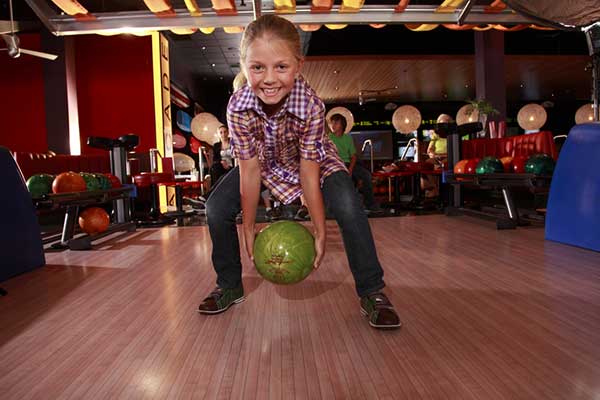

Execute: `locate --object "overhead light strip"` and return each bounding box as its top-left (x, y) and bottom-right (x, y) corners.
top-left (43, 5), bottom-right (538, 36)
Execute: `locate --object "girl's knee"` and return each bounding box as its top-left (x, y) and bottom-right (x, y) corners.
top-left (330, 195), bottom-right (363, 221)
top-left (206, 197), bottom-right (237, 221)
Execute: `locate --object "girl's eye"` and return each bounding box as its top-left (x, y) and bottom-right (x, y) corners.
top-left (250, 65), bottom-right (263, 72)
top-left (277, 64), bottom-right (288, 71)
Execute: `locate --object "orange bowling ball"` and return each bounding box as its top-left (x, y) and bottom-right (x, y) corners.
top-left (500, 156), bottom-right (514, 172)
top-left (78, 207), bottom-right (110, 235)
top-left (52, 171), bottom-right (87, 194)
top-left (453, 159), bottom-right (469, 174)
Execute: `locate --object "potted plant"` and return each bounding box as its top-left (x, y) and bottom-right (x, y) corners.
top-left (466, 98), bottom-right (500, 137)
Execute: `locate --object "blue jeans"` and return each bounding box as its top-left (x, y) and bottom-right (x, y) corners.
top-left (347, 162), bottom-right (377, 209)
top-left (205, 167), bottom-right (385, 298)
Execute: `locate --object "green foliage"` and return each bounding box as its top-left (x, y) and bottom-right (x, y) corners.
top-left (466, 99), bottom-right (500, 117)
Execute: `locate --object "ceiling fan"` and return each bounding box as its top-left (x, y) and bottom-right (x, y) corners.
top-left (0, 0), bottom-right (58, 61)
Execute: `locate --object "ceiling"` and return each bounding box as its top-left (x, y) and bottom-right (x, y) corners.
top-left (4, 0), bottom-right (593, 104)
top-left (301, 54), bottom-right (591, 103)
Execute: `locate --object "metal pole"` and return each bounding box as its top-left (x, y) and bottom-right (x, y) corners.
top-left (198, 147), bottom-right (205, 195)
top-left (585, 25), bottom-right (600, 121)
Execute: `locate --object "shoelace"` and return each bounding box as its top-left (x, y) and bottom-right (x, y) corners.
top-left (208, 287), bottom-right (224, 300)
top-left (369, 293), bottom-right (391, 307)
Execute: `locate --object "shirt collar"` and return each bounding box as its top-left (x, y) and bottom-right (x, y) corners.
top-left (230, 76), bottom-right (309, 121)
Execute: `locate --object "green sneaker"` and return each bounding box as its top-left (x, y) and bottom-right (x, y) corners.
top-left (198, 286), bottom-right (245, 314)
top-left (360, 292), bottom-right (402, 329)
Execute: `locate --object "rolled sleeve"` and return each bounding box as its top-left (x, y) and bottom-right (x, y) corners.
top-left (299, 100), bottom-right (327, 163)
top-left (227, 109), bottom-right (256, 161)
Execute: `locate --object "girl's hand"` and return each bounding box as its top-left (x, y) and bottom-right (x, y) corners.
top-left (243, 225), bottom-right (256, 261)
top-left (313, 231), bottom-right (326, 269)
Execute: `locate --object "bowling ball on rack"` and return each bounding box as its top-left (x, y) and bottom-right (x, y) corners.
top-left (499, 156), bottom-right (514, 172)
top-left (93, 173), bottom-right (112, 190)
top-left (80, 172), bottom-right (102, 191)
top-left (476, 157), bottom-right (504, 174)
top-left (453, 159), bottom-right (469, 174)
top-left (253, 221), bottom-right (315, 285)
top-left (78, 207), bottom-right (110, 235)
top-left (26, 174), bottom-right (54, 198)
top-left (52, 171), bottom-right (87, 194)
top-left (104, 173), bottom-right (122, 188)
top-left (511, 155), bottom-right (528, 173)
top-left (464, 158), bottom-right (480, 174)
top-left (525, 153), bottom-right (555, 175)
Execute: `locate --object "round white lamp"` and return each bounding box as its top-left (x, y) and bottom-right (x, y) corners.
top-left (575, 103), bottom-right (594, 124)
top-left (326, 107), bottom-right (354, 134)
top-left (456, 104), bottom-right (479, 126)
top-left (173, 152), bottom-right (196, 172)
top-left (517, 103), bottom-right (547, 133)
top-left (392, 105), bottom-right (421, 134)
top-left (192, 113), bottom-right (221, 144)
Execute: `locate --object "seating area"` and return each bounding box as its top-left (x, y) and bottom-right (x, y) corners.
top-left (460, 130), bottom-right (557, 160)
top-left (447, 130), bottom-right (559, 229)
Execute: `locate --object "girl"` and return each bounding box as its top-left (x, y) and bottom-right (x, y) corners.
top-left (198, 15), bottom-right (400, 329)
top-left (209, 125), bottom-right (234, 188)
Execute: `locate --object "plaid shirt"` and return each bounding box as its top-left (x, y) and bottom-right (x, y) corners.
top-left (227, 76), bottom-right (346, 204)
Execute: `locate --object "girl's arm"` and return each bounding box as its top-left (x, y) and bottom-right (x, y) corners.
top-left (239, 156), bottom-right (261, 260)
top-left (300, 158), bottom-right (326, 269)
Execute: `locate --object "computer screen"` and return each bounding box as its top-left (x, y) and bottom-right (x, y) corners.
top-left (349, 130), bottom-right (394, 160)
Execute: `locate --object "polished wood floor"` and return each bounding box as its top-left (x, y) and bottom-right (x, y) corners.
top-left (1, 215), bottom-right (600, 399)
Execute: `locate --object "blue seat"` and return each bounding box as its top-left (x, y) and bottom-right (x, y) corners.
top-left (545, 124), bottom-right (600, 252)
top-left (0, 147), bottom-right (45, 282)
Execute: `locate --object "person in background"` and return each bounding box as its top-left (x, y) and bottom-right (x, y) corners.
top-left (328, 113), bottom-right (382, 214)
top-left (421, 113), bottom-right (451, 198)
top-left (209, 125), bottom-right (234, 188)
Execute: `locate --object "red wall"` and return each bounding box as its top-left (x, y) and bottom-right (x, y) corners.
top-left (75, 35), bottom-right (156, 155)
top-left (0, 34), bottom-right (48, 153)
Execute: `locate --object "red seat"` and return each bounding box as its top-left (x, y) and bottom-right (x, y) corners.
top-left (133, 172), bottom-right (175, 188)
top-left (461, 131), bottom-right (557, 160)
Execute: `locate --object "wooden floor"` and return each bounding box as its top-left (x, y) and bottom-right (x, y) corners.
top-left (1, 215), bottom-right (600, 399)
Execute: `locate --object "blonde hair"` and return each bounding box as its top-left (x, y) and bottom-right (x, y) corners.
top-left (239, 15), bottom-right (302, 68)
top-left (233, 72), bottom-right (246, 91)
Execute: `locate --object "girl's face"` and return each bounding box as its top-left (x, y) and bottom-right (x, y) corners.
top-left (243, 36), bottom-right (303, 116)
top-left (218, 127), bottom-right (228, 141)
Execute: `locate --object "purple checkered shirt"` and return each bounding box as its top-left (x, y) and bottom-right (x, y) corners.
top-left (227, 76), bottom-right (346, 205)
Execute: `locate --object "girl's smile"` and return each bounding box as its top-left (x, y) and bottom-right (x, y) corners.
top-left (243, 36), bottom-right (303, 116)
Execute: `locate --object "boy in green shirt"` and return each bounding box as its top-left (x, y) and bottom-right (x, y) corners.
top-left (328, 113), bottom-right (381, 213)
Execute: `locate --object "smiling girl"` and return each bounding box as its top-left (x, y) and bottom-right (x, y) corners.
top-left (198, 15), bottom-right (401, 329)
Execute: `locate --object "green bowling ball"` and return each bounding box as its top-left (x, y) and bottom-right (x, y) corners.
top-left (26, 174), bottom-right (54, 198)
top-left (525, 153), bottom-right (555, 175)
top-left (475, 156), bottom-right (504, 174)
top-left (93, 173), bottom-right (112, 190)
top-left (253, 221), bottom-right (315, 285)
top-left (80, 172), bottom-right (102, 191)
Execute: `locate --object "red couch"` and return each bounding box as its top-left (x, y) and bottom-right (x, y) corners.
top-left (460, 131), bottom-right (558, 160)
top-left (12, 152), bottom-right (111, 180)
